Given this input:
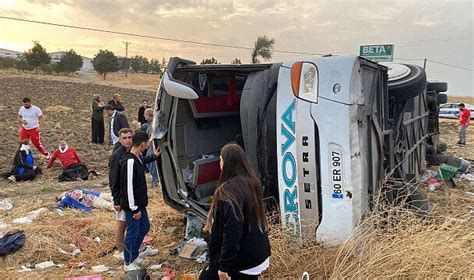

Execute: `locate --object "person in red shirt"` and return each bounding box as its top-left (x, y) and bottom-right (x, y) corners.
top-left (456, 103), bottom-right (471, 145)
top-left (47, 139), bottom-right (92, 181)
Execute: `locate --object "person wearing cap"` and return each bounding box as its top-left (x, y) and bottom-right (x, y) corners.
top-left (91, 94), bottom-right (106, 144)
top-left (108, 94), bottom-right (125, 112)
top-left (455, 103), bottom-right (471, 145)
top-left (104, 105), bottom-right (129, 149)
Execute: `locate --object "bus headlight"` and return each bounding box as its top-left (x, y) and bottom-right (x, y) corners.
top-left (291, 61), bottom-right (319, 103)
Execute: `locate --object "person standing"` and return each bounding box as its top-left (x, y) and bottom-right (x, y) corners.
top-left (140, 108), bottom-right (160, 187)
top-left (108, 93), bottom-right (125, 112)
top-left (91, 95), bottom-right (106, 144)
top-left (18, 97), bottom-right (50, 158)
top-left (104, 105), bottom-right (129, 149)
top-left (138, 99), bottom-right (151, 125)
top-left (456, 103), bottom-right (471, 145)
top-left (200, 143), bottom-right (271, 280)
top-left (119, 131), bottom-right (154, 271)
top-left (109, 128), bottom-right (159, 260)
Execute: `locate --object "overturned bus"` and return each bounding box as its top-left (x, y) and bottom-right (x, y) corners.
top-left (151, 56), bottom-right (435, 245)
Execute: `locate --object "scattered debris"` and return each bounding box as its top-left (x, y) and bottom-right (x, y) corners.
top-left (0, 198), bottom-right (13, 211)
top-left (185, 214), bottom-right (204, 240)
top-left (67, 275), bottom-right (103, 280)
top-left (13, 207), bottom-right (48, 224)
top-left (149, 264), bottom-right (163, 270)
top-left (139, 246), bottom-right (159, 257)
top-left (18, 264), bottom-right (33, 272)
top-left (59, 244), bottom-right (81, 256)
top-left (35, 260), bottom-right (56, 271)
top-left (142, 234), bottom-right (154, 244)
top-left (465, 192), bottom-right (474, 199)
top-left (93, 236), bottom-right (101, 243)
top-left (91, 265), bottom-right (109, 273)
top-left (124, 269), bottom-right (149, 280)
top-left (426, 178), bottom-right (442, 191)
top-left (179, 238), bottom-right (207, 260)
top-left (55, 208), bottom-right (65, 216)
top-left (196, 251), bottom-right (207, 264)
top-left (162, 268), bottom-right (176, 280)
top-left (0, 230), bottom-right (26, 256)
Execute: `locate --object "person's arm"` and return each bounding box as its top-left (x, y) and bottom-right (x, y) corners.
top-left (116, 102), bottom-right (125, 112)
top-left (38, 114), bottom-right (45, 130)
top-left (18, 114), bottom-right (23, 126)
top-left (218, 200), bottom-right (244, 273)
top-left (47, 150), bottom-right (58, 168)
top-left (108, 153), bottom-right (121, 206)
top-left (72, 148), bottom-right (82, 164)
top-left (125, 158), bottom-right (140, 216)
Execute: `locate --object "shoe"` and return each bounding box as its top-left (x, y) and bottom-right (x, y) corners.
top-left (123, 262), bottom-right (140, 272)
top-left (133, 257), bottom-right (146, 265)
top-left (139, 246), bottom-right (159, 257)
top-left (7, 175), bottom-right (16, 183)
top-left (460, 142), bottom-right (467, 146)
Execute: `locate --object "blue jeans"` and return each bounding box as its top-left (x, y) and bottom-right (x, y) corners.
top-left (124, 208), bottom-right (150, 264)
top-left (146, 147), bottom-right (159, 185)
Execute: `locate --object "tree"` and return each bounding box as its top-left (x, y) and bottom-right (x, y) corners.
top-left (230, 58), bottom-right (242, 65)
top-left (201, 57), bottom-right (219, 64)
top-left (23, 41), bottom-right (51, 74)
top-left (251, 35), bottom-right (275, 64)
top-left (15, 56), bottom-right (31, 72)
top-left (56, 49), bottom-right (83, 75)
top-left (149, 58), bottom-right (162, 75)
top-left (161, 57), bottom-right (168, 71)
top-left (130, 55), bottom-right (150, 73)
top-left (92, 49), bottom-right (119, 80)
top-left (0, 57), bottom-right (17, 69)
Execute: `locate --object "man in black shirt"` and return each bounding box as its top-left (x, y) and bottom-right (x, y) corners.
top-left (108, 93), bottom-right (125, 111)
top-left (120, 131), bottom-right (153, 271)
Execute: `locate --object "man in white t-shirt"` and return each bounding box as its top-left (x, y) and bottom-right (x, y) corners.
top-left (18, 97), bottom-right (50, 158)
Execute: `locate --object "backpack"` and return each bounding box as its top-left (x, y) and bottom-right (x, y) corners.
top-left (0, 230), bottom-right (26, 256)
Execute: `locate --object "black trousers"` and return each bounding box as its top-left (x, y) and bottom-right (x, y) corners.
top-left (199, 266), bottom-right (259, 280)
top-left (14, 169), bottom-right (37, 182)
top-left (91, 118), bottom-right (104, 144)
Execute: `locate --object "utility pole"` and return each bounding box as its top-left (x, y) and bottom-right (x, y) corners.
top-left (122, 41), bottom-right (131, 77)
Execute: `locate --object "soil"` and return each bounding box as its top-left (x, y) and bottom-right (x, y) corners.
top-left (0, 72), bottom-right (472, 279)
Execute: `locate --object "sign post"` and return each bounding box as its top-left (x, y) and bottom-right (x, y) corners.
top-left (359, 44), bottom-right (394, 62)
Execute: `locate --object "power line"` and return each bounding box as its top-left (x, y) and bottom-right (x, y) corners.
top-left (427, 59), bottom-right (473, 71)
top-left (0, 16), bottom-right (325, 56)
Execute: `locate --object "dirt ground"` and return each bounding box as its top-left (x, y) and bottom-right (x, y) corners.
top-left (0, 72), bottom-right (473, 279)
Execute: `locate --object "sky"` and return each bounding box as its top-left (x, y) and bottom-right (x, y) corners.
top-left (0, 0), bottom-right (472, 96)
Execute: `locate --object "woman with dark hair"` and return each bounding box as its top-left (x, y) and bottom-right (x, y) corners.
top-left (200, 143), bottom-right (271, 280)
top-left (91, 94), bottom-right (105, 144)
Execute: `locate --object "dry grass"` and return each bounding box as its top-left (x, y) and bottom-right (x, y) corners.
top-left (91, 72), bottom-right (160, 91)
top-left (265, 188), bottom-right (474, 279)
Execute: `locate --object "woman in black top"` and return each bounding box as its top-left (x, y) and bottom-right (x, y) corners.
top-left (200, 143), bottom-right (271, 280)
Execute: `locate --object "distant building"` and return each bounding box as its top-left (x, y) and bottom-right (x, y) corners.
top-left (0, 48), bottom-right (22, 58)
top-left (49, 51), bottom-right (95, 73)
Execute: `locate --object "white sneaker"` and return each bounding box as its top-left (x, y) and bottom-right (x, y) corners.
top-left (7, 175), bottom-right (16, 182)
top-left (123, 262), bottom-right (140, 272)
top-left (115, 251), bottom-right (124, 261)
top-left (133, 257), bottom-right (146, 265)
top-left (139, 246), bottom-right (159, 257)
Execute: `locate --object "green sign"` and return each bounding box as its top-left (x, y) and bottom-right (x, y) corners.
top-left (359, 44), bottom-right (394, 62)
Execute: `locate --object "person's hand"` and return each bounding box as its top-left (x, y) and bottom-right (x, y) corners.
top-left (133, 211), bottom-right (141, 220)
top-left (218, 271), bottom-right (230, 280)
top-left (113, 205), bottom-right (121, 212)
top-left (153, 148), bottom-right (161, 157)
top-left (32, 165), bottom-right (37, 170)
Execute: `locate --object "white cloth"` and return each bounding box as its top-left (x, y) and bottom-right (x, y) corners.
top-left (19, 105), bottom-right (43, 129)
top-left (240, 257), bottom-right (270, 275)
top-left (19, 144), bottom-right (31, 154)
top-left (110, 111), bottom-right (119, 144)
top-left (59, 145), bottom-right (69, 153)
top-left (115, 209), bottom-right (125, 221)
